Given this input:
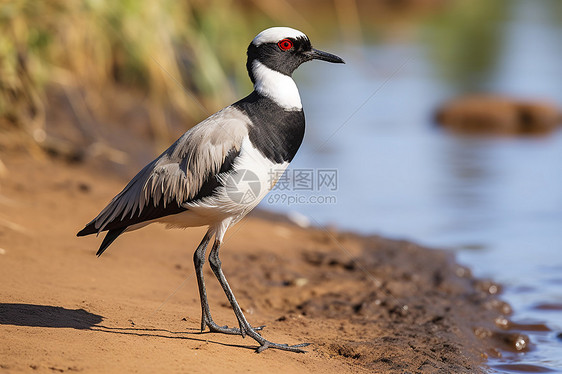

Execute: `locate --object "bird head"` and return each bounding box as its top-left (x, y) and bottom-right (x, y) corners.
top-left (246, 27), bottom-right (344, 84)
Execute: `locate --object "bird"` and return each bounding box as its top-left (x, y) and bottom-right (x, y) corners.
top-left (77, 27), bottom-right (344, 353)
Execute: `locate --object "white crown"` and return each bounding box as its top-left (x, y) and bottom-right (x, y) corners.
top-left (252, 27), bottom-right (307, 46)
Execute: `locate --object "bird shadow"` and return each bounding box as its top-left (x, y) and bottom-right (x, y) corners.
top-left (0, 303), bottom-right (256, 351)
top-left (0, 303), bottom-right (103, 329)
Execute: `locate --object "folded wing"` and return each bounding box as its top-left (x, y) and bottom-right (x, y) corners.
top-left (77, 107), bottom-right (249, 255)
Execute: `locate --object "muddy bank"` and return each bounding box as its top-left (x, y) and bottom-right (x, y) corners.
top-left (0, 153), bottom-right (527, 373)
top-left (435, 95), bottom-right (561, 135)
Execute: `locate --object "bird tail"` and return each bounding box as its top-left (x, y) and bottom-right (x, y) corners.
top-left (95, 227), bottom-right (127, 257)
top-left (77, 223), bottom-right (127, 257)
top-left (76, 222), bottom-right (96, 237)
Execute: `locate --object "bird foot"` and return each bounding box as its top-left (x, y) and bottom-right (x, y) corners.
top-left (255, 341), bottom-right (310, 353)
top-left (201, 313), bottom-right (264, 336)
top-left (207, 320), bottom-right (265, 336)
top-left (242, 324), bottom-right (309, 353)
top-left (201, 314), bottom-right (306, 352)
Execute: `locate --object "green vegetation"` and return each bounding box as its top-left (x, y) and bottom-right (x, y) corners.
top-left (0, 0), bottom-right (306, 152)
top-left (422, 0), bottom-right (509, 92)
top-left (0, 0), bottom-right (473, 157)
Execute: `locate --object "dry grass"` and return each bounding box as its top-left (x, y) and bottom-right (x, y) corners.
top-left (0, 1), bottom-right (292, 153)
top-left (0, 0), bottom-right (452, 160)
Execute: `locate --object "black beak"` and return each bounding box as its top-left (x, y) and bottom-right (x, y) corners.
top-left (308, 48), bottom-right (345, 64)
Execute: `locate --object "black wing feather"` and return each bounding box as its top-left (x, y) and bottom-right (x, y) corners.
top-left (77, 196), bottom-right (187, 237)
top-left (96, 227), bottom-right (127, 257)
top-left (77, 148), bottom-right (241, 255)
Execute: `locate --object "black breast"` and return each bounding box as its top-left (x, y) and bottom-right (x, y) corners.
top-left (233, 91), bottom-right (305, 164)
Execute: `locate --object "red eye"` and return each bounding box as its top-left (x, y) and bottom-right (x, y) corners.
top-left (277, 38), bottom-right (293, 51)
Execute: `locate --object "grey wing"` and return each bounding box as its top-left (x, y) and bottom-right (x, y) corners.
top-left (77, 106), bottom-right (249, 237)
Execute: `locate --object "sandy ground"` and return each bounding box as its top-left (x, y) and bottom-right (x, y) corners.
top-left (0, 152), bottom-right (526, 373)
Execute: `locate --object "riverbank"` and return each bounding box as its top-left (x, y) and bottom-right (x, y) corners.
top-left (0, 152), bottom-right (525, 373)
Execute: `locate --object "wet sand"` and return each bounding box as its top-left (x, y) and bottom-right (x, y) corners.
top-left (0, 152), bottom-right (528, 373)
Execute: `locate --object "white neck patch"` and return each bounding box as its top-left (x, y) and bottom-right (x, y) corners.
top-left (252, 27), bottom-right (307, 46)
top-left (252, 60), bottom-right (302, 111)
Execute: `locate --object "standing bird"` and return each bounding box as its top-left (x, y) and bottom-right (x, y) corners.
top-left (77, 27), bottom-right (344, 353)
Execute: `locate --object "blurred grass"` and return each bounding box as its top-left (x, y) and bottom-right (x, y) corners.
top-left (0, 0), bottom-right (263, 153)
top-left (0, 0), bottom-right (449, 162)
top-left (423, 0), bottom-right (509, 92)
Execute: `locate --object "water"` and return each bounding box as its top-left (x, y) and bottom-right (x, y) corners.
top-left (260, 1), bottom-right (562, 371)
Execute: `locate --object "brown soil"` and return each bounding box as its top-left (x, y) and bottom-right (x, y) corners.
top-left (435, 95), bottom-right (561, 135)
top-left (0, 152), bottom-right (527, 373)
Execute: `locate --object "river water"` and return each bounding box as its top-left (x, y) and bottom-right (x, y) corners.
top-left (262, 0), bottom-right (562, 371)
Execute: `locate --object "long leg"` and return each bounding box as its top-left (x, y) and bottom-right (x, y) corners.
top-left (193, 231), bottom-right (213, 330)
top-left (208, 238), bottom-right (309, 353)
top-left (193, 231), bottom-right (259, 335)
